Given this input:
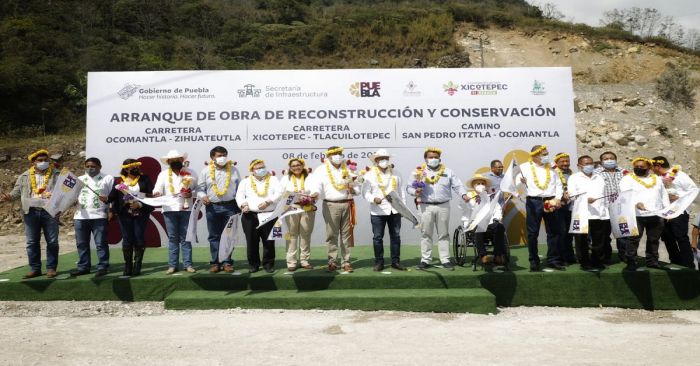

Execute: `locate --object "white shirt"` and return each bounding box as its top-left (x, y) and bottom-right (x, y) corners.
top-left (197, 164), bottom-right (241, 203)
top-left (517, 162), bottom-right (563, 199)
top-left (278, 174), bottom-right (313, 194)
top-left (567, 172), bottom-right (608, 220)
top-left (309, 162), bottom-right (360, 201)
top-left (661, 170), bottom-right (697, 199)
top-left (74, 173), bottom-right (114, 220)
top-left (362, 167), bottom-right (406, 216)
top-left (153, 167), bottom-right (199, 212)
top-left (235, 175), bottom-right (282, 213)
top-left (619, 174), bottom-right (670, 217)
top-left (459, 190), bottom-right (503, 226)
top-left (406, 165), bottom-right (466, 203)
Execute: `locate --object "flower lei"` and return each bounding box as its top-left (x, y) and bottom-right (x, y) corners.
top-left (210, 160), bottom-right (232, 197)
top-left (556, 168), bottom-right (567, 191)
top-left (120, 174), bottom-right (140, 187)
top-left (529, 160), bottom-right (551, 190)
top-left (374, 166), bottom-right (397, 196)
top-left (630, 172), bottom-right (657, 189)
top-left (292, 174), bottom-right (305, 192)
top-left (168, 168), bottom-right (190, 195)
top-left (668, 165), bottom-right (681, 178)
top-left (421, 163), bottom-right (445, 184)
top-left (250, 174), bottom-right (270, 197)
top-left (325, 160), bottom-right (349, 191)
top-left (79, 175), bottom-right (103, 209)
top-left (529, 145), bottom-right (547, 156)
top-left (29, 165), bottom-right (53, 195)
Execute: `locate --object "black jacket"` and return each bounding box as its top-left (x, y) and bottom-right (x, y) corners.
top-left (108, 174), bottom-right (155, 216)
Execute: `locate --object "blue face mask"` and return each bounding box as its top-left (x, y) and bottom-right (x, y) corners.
top-left (602, 159), bottom-right (617, 169)
top-left (581, 165), bottom-right (595, 174)
top-left (540, 155), bottom-right (550, 164)
top-left (255, 168), bottom-right (267, 177)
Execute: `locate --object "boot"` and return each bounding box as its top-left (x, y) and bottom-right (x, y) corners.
top-left (133, 247), bottom-right (145, 276)
top-left (122, 247), bottom-right (133, 276)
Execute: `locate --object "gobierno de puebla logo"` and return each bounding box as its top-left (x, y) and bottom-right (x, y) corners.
top-left (349, 81), bottom-right (381, 97)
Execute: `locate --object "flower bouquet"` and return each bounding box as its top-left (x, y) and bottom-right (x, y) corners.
top-left (412, 166), bottom-right (427, 205)
top-left (543, 198), bottom-right (560, 213)
top-left (180, 172), bottom-right (193, 210)
top-left (115, 182), bottom-right (140, 216)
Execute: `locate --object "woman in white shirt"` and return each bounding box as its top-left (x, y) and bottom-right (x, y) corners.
top-left (278, 158), bottom-right (316, 272)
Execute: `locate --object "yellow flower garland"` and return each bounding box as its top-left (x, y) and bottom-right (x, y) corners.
top-left (556, 168), bottom-right (567, 191)
top-left (121, 175), bottom-right (140, 187)
top-left (421, 163), bottom-right (445, 184)
top-left (210, 161), bottom-right (232, 197)
top-left (529, 160), bottom-right (551, 190)
top-left (29, 165), bottom-right (53, 195)
top-left (292, 174), bottom-right (305, 192)
top-left (167, 168), bottom-right (190, 195)
top-left (668, 165), bottom-right (681, 178)
top-left (630, 173), bottom-right (657, 189)
top-left (250, 175), bottom-right (270, 197)
top-left (325, 160), bottom-right (349, 191)
top-left (529, 145), bottom-right (547, 156)
top-left (374, 167), bottom-right (397, 196)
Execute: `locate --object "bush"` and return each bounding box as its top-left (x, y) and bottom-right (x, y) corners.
top-left (655, 64), bottom-right (696, 109)
top-left (312, 30), bottom-right (338, 54)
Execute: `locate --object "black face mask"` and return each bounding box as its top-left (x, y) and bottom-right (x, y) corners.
top-left (633, 168), bottom-right (648, 176)
top-left (129, 168), bottom-right (140, 176)
top-left (169, 161), bottom-right (183, 170)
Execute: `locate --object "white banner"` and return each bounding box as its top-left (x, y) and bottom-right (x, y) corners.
top-left (653, 188), bottom-right (699, 220)
top-left (609, 190), bottom-right (639, 238)
top-left (218, 213), bottom-right (240, 262)
top-left (569, 196), bottom-right (590, 234)
top-left (87, 68), bottom-right (576, 245)
top-left (184, 198), bottom-right (204, 243)
top-left (44, 169), bottom-right (84, 217)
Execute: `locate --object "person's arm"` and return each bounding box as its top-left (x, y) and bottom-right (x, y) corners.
top-left (197, 168), bottom-right (208, 199)
top-left (268, 176), bottom-right (283, 204)
top-left (396, 174), bottom-right (406, 204)
top-left (362, 172), bottom-right (377, 204)
top-left (450, 171), bottom-right (467, 200)
top-left (660, 179), bottom-right (671, 208)
top-left (553, 169), bottom-right (563, 200)
top-left (691, 226), bottom-right (698, 250)
top-left (235, 179), bottom-right (248, 211)
top-left (152, 172), bottom-right (165, 197)
top-left (8, 174), bottom-right (24, 200)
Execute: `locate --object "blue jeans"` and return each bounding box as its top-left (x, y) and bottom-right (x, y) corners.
top-left (74, 218), bottom-right (109, 270)
top-left (23, 208), bottom-right (59, 272)
top-left (370, 213), bottom-right (402, 265)
top-left (205, 203), bottom-right (237, 265)
top-left (118, 214), bottom-right (149, 249)
top-left (163, 211), bottom-right (192, 269)
top-left (526, 197), bottom-right (561, 265)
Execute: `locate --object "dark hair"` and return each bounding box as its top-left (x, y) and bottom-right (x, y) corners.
top-left (287, 158), bottom-right (309, 178)
top-left (120, 158), bottom-right (140, 177)
top-left (490, 160), bottom-right (502, 168)
top-left (652, 156), bottom-right (670, 168)
top-left (209, 146), bottom-right (228, 158)
top-left (85, 157), bottom-right (101, 167)
top-left (600, 151), bottom-right (617, 160)
top-left (423, 150), bottom-right (441, 159)
top-left (577, 155), bottom-right (593, 164)
top-left (530, 145), bottom-right (544, 152)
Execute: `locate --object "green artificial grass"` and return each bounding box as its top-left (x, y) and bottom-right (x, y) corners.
top-left (0, 245), bottom-right (698, 311)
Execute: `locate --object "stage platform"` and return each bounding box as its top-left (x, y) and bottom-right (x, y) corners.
top-left (0, 245), bottom-right (698, 313)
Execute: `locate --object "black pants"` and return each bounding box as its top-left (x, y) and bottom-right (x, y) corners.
top-left (625, 216), bottom-right (664, 265)
top-left (526, 197), bottom-right (561, 265)
top-left (555, 207), bottom-right (576, 263)
top-left (241, 212), bottom-right (276, 269)
top-left (574, 219), bottom-right (611, 267)
top-left (661, 212), bottom-right (694, 268)
top-left (475, 222), bottom-right (506, 257)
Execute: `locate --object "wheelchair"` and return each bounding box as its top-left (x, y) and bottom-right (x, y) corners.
top-left (452, 223), bottom-right (511, 271)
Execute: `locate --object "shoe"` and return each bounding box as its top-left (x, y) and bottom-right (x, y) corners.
top-left (94, 269), bottom-right (108, 277)
top-left (69, 269), bottom-right (90, 277)
top-left (263, 266), bottom-right (275, 273)
top-left (547, 263), bottom-right (566, 271)
top-left (442, 262), bottom-right (455, 271)
top-left (493, 255), bottom-right (505, 265)
top-left (580, 264), bottom-right (593, 271)
top-left (132, 248), bottom-right (145, 276)
top-left (391, 263), bottom-right (406, 271)
top-left (481, 256), bottom-right (490, 265)
top-left (166, 267), bottom-right (177, 275)
top-left (46, 269), bottom-right (58, 278)
top-left (373, 263), bottom-right (385, 272)
top-left (22, 271), bottom-right (41, 279)
top-left (301, 263), bottom-right (314, 270)
top-left (342, 263), bottom-right (354, 273)
top-left (185, 266), bottom-right (196, 273)
top-left (249, 266), bottom-right (260, 273)
top-left (223, 264), bottom-right (234, 273)
top-left (624, 260), bottom-right (637, 272)
top-left (416, 262), bottom-right (431, 270)
top-left (287, 266), bottom-right (297, 272)
top-left (209, 264), bottom-right (220, 273)
top-left (529, 262), bottom-right (541, 272)
top-left (122, 248), bottom-right (133, 276)
top-left (327, 262), bottom-right (337, 272)
top-left (646, 262), bottom-right (663, 269)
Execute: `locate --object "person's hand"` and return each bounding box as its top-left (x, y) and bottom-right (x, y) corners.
top-left (588, 197), bottom-right (596, 204)
top-left (108, 212), bottom-right (114, 222)
top-left (415, 188), bottom-right (423, 196)
top-left (99, 195), bottom-right (108, 203)
top-left (562, 192), bottom-right (570, 201)
top-left (42, 192), bottom-right (52, 199)
top-left (669, 194), bottom-right (679, 202)
top-left (636, 202), bottom-right (647, 211)
top-left (241, 205), bottom-right (250, 213)
top-left (182, 191), bottom-right (192, 198)
top-left (373, 197), bottom-right (383, 204)
top-left (520, 176), bottom-right (527, 184)
top-left (462, 194), bottom-right (469, 202)
top-left (129, 201), bottom-right (141, 209)
top-left (152, 192), bottom-right (162, 197)
top-left (202, 196), bottom-right (211, 206)
top-left (258, 201), bottom-right (268, 210)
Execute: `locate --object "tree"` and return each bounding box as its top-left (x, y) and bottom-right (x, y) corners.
top-left (655, 64), bottom-right (696, 110)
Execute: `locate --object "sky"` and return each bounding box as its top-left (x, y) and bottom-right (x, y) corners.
top-left (537, 0), bottom-right (700, 31)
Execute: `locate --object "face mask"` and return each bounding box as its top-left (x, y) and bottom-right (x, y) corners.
top-left (602, 159), bottom-right (617, 169)
top-left (330, 155), bottom-right (343, 165)
top-left (35, 161), bottom-right (49, 170)
top-left (540, 155), bottom-right (550, 164)
top-left (129, 168), bottom-right (140, 176)
top-left (254, 168), bottom-right (267, 177)
top-left (474, 184), bottom-right (486, 193)
top-left (582, 165), bottom-right (595, 175)
top-left (86, 167), bottom-right (99, 177)
top-left (215, 156), bottom-right (228, 166)
top-left (377, 160), bottom-right (389, 169)
top-left (426, 158), bottom-right (440, 168)
top-left (633, 167), bottom-right (648, 176)
top-left (169, 161), bottom-right (183, 170)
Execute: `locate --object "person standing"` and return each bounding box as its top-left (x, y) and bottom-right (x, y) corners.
top-left (70, 157), bottom-right (114, 277)
top-left (198, 146), bottom-right (241, 273)
top-left (407, 147), bottom-right (468, 271)
top-left (594, 151), bottom-right (626, 264)
top-left (236, 159), bottom-right (281, 273)
top-left (109, 159), bottom-right (154, 276)
top-left (362, 149), bottom-right (406, 272)
top-left (153, 150), bottom-right (198, 274)
top-left (553, 152), bottom-right (577, 265)
top-left (517, 145), bottom-right (564, 271)
top-left (278, 158), bottom-right (316, 272)
top-left (619, 157), bottom-right (670, 271)
top-left (652, 156), bottom-right (698, 269)
top-left (484, 160), bottom-right (504, 195)
top-left (1, 149), bottom-right (60, 278)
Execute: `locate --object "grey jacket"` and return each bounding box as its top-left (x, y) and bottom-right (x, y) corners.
top-left (10, 169), bottom-right (60, 214)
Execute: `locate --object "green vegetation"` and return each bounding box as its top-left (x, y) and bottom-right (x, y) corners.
top-left (656, 63), bottom-right (697, 110)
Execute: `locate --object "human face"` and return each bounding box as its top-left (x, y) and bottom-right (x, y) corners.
top-left (252, 163), bottom-right (267, 177)
top-left (490, 162), bottom-right (503, 176)
top-left (633, 161), bottom-right (650, 176)
top-left (556, 156), bottom-right (570, 171)
top-left (577, 157), bottom-right (594, 175)
top-left (34, 155), bottom-right (50, 170)
top-left (289, 161), bottom-right (304, 176)
top-left (84, 161), bottom-right (101, 177)
top-left (533, 149), bottom-right (549, 165)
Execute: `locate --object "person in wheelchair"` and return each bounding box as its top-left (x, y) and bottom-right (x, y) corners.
top-left (460, 174), bottom-right (506, 266)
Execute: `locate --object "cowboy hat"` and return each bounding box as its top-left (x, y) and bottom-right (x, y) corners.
top-left (466, 173), bottom-right (492, 188)
top-left (160, 149), bottom-right (188, 164)
top-left (368, 148), bottom-right (393, 164)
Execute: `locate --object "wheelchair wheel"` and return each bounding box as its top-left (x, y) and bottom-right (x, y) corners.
top-left (452, 226), bottom-right (468, 266)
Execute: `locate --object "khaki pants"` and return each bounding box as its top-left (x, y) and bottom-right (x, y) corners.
top-left (419, 202), bottom-right (451, 264)
top-left (322, 201), bottom-right (352, 265)
top-left (285, 211), bottom-right (315, 267)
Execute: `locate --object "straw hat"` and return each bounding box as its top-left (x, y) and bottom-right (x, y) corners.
top-left (368, 148), bottom-right (393, 164)
top-left (466, 173), bottom-right (492, 188)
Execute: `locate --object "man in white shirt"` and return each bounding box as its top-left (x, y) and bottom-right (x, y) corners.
top-left (70, 157), bottom-right (114, 277)
top-left (460, 174), bottom-right (505, 266)
top-left (517, 145), bottom-right (564, 271)
top-left (362, 149), bottom-right (406, 272)
top-left (198, 146), bottom-right (241, 273)
top-left (619, 157), bottom-right (670, 270)
top-left (235, 159), bottom-right (282, 273)
top-left (652, 156), bottom-right (698, 269)
top-left (153, 150), bottom-right (199, 274)
top-left (567, 155), bottom-right (609, 270)
top-left (406, 147), bottom-right (468, 271)
top-left (309, 146), bottom-right (360, 273)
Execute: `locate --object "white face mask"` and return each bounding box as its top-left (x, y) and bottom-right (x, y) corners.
top-left (540, 155), bottom-right (550, 164)
top-left (215, 156), bottom-right (228, 166)
top-left (426, 158), bottom-right (440, 168)
top-left (254, 168), bottom-right (267, 177)
top-left (474, 184), bottom-right (486, 193)
top-left (377, 160), bottom-right (389, 169)
top-left (35, 161), bottom-right (50, 170)
top-left (330, 155), bottom-right (343, 165)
